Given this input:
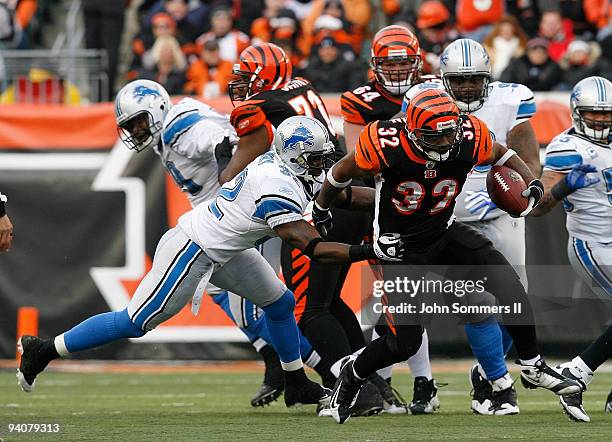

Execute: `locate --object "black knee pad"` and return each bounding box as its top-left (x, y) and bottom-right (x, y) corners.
top-left (385, 326), bottom-right (423, 360)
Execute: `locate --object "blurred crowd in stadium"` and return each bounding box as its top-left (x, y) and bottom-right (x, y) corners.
top-left (0, 0), bottom-right (611, 102)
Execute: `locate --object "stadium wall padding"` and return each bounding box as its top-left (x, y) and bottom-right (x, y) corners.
top-left (0, 94), bottom-right (607, 360)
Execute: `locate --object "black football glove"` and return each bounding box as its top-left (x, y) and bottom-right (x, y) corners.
top-left (519, 179), bottom-right (544, 217)
top-left (373, 233), bottom-right (407, 262)
top-left (312, 202), bottom-right (333, 237)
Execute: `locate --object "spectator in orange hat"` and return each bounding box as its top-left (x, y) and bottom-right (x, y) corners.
top-left (416, 0), bottom-right (458, 74)
top-left (196, 5), bottom-right (250, 63)
top-left (483, 15), bottom-right (529, 79)
top-left (184, 39), bottom-right (234, 98)
top-left (538, 9), bottom-right (574, 62)
top-left (500, 37), bottom-right (563, 91)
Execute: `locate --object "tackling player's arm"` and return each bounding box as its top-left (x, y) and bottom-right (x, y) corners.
top-left (530, 170), bottom-right (566, 216)
top-left (506, 121), bottom-right (540, 176)
top-left (221, 104), bottom-right (273, 184)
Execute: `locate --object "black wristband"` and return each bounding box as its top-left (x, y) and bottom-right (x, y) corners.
top-left (335, 186), bottom-right (352, 210)
top-left (551, 176), bottom-right (571, 200)
top-left (348, 244), bottom-right (376, 262)
top-left (0, 201), bottom-right (5, 218)
top-left (304, 237), bottom-right (323, 259)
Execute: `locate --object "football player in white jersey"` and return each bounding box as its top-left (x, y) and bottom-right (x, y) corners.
top-left (119, 80), bottom-right (340, 405)
top-left (17, 114), bottom-right (407, 408)
top-left (398, 39), bottom-right (541, 415)
top-left (532, 76), bottom-right (612, 422)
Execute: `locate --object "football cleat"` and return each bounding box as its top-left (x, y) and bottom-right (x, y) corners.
top-left (469, 364), bottom-right (493, 415)
top-left (251, 349), bottom-right (284, 407)
top-left (560, 391), bottom-right (590, 422)
top-left (329, 358), bottom-right (365, 424)
top-left (16, 335), bottom-right (53, 393)
top-left (251, 383), bottom-right (283, 407)
top-left (408, 376), bottom-right (440, 414)
top-left (491, 387), bottom-right (520, 415)
top-left (284, 379), bottom-right (330, 408)
top-left (350, 381), bottom-right (384, 417)
top-left (519, 358), bottom-right (583, 395)
top-left (368, 374), bottom-right (408, 414)
top-left (605, 390), bottom-right (612, 413)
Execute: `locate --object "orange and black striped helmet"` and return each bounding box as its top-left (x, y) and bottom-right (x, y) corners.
top-left (404, 87), bottom-right (463, 161)
top-left (371, 25), bottom-right (422, 96)
top-left (228, 43), bottom-right (293, 103)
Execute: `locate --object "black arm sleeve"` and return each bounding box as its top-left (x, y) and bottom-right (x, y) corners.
top-left (214, 137), bottom-right (234, 178)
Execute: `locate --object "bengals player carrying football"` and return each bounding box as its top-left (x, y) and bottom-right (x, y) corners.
top-left (313, 88), bottom-right (583, 424)
top-left (340, 25), bottom-right (439, 415)
top-left (226, 43), bottom-right (386, 414)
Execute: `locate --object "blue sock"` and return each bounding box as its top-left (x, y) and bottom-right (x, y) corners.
top-left (465, 316), bottom-right (507, 380)
top-left (500, 324), bottom-right (514, 355)
top-left (262, 290), bottom-right (301, 364)
top-left (63, 309), bottom-right (145, 353)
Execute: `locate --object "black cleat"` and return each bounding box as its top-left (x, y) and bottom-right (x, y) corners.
top-left (251, 383), bottom-right (283, 407)
top-left (351, 381), bottom-right (384, 417)
top-left (368, 374), bottom-right (408, 414)
top-left (491, 387), bottom-right (519, 415)
top-left (605, 390), bottom-right (612, 413)
top-left (329, 358), bottom-right (365, 424)
top-left (469, 365), bottom-right (493, 415)
top-left (284, 379), bottom-right (330, 408)
top-left (560, 391), bottom-right (590, 422)
top-left (408, 376), bottom-right (440, 414)
top-left (251, 347), bottom-right (284, 407)
top-left (519, 358), bottom-right (582, 395)
top-left (17, 335), bottom-right (53, 393)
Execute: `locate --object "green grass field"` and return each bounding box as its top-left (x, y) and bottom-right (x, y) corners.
top-left (0, 365), bottom-right (610, 441)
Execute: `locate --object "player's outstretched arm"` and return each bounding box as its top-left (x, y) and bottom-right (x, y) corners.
top-left (507, 121), bottom-right (540, 176)
top-left (274, 220), bottom-right (407, 264)
top-left (219, 126), bottom-right (270, 184)
top-left (531, 165), bottom-right (600, 217)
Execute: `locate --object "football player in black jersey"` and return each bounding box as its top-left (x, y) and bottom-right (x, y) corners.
top-left (313, 87), bottom-right (583, 424)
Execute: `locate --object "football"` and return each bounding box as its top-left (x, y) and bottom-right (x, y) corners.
top-left (486, 165), bottom-right (529, 216)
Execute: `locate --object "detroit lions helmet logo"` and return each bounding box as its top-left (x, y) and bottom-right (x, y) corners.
top-left (570, 87), bottom-right (582, 103)
top-left (280, 124), bottom-right (315, 153)
top-left (133, 85), bottom-right (162, 102)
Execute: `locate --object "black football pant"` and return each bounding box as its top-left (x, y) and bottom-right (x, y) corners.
top-left (281, 208), bottom-right (371, 364)
top-left (579, 325), bottom-right (612, 372)
top-left (354, 222), bottom-right (539, 378)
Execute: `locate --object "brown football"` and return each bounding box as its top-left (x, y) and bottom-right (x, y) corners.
top-left (486, 165), bottom-right (529, 216)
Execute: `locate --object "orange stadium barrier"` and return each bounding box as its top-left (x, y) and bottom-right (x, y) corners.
top-left (0, 95), bottom-right (571, 149)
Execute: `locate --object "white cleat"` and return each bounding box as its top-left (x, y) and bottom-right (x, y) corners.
top-left (519, 358), bottom-right (583, 395)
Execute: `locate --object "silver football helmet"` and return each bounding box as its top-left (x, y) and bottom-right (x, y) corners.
top-left (115, 79), bottom-right (172, 152)
top-left (273, 116), bottom-right (335, 183)
top-left (440, 39), bottom-right (491, 113)
top-left (570, 76), bottom-right (612, 142)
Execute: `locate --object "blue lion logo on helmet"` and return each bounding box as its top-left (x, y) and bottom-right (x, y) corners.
top-left (133, 85), bottom-right (162, 102)
top-left (280, 124), bottom-right (315, 153)
top-left (570, 86), bottom-right (582, 103)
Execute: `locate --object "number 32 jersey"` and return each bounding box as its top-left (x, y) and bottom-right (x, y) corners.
top-left (355, 115), bottom-right (493, 249)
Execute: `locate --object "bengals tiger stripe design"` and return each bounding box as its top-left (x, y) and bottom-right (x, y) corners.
top-left (371, 25), bottom-right (420, 59)
top-left (236, 43), bottom-right (292, 91)
top-left (404, 88), bottom-right (459, 133)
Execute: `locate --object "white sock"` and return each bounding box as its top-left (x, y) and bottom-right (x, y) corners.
top-left (406, 329), bottom-right (432, 380)
top-left (252, 338), bottom-right (267, 353)
top-left (519, 355), bottom-right (541, 366)
top-left (304, 349), bottom-right (321, 368)
top-left (281, 358), bottom-right (303, 371)
top-left (570, 356), bottom-right (594, 385)
top-left (491, 372), bottom-right (513, 392)
top-left (54, 334), bottom-right (70, 357)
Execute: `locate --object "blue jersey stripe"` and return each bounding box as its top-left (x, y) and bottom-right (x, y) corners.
top-left (517, 101), bottom-right (536, 118)
top-left (574, 239), bottom-right (612, 296)
top-left (162, 112), bottom-right (204, 147)
top-left (133, 241), bottom-right (202, 328)
top-left (544, 153), bottom-right (582, 170)
top-left (253, 198), bottom-right (301, 222)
